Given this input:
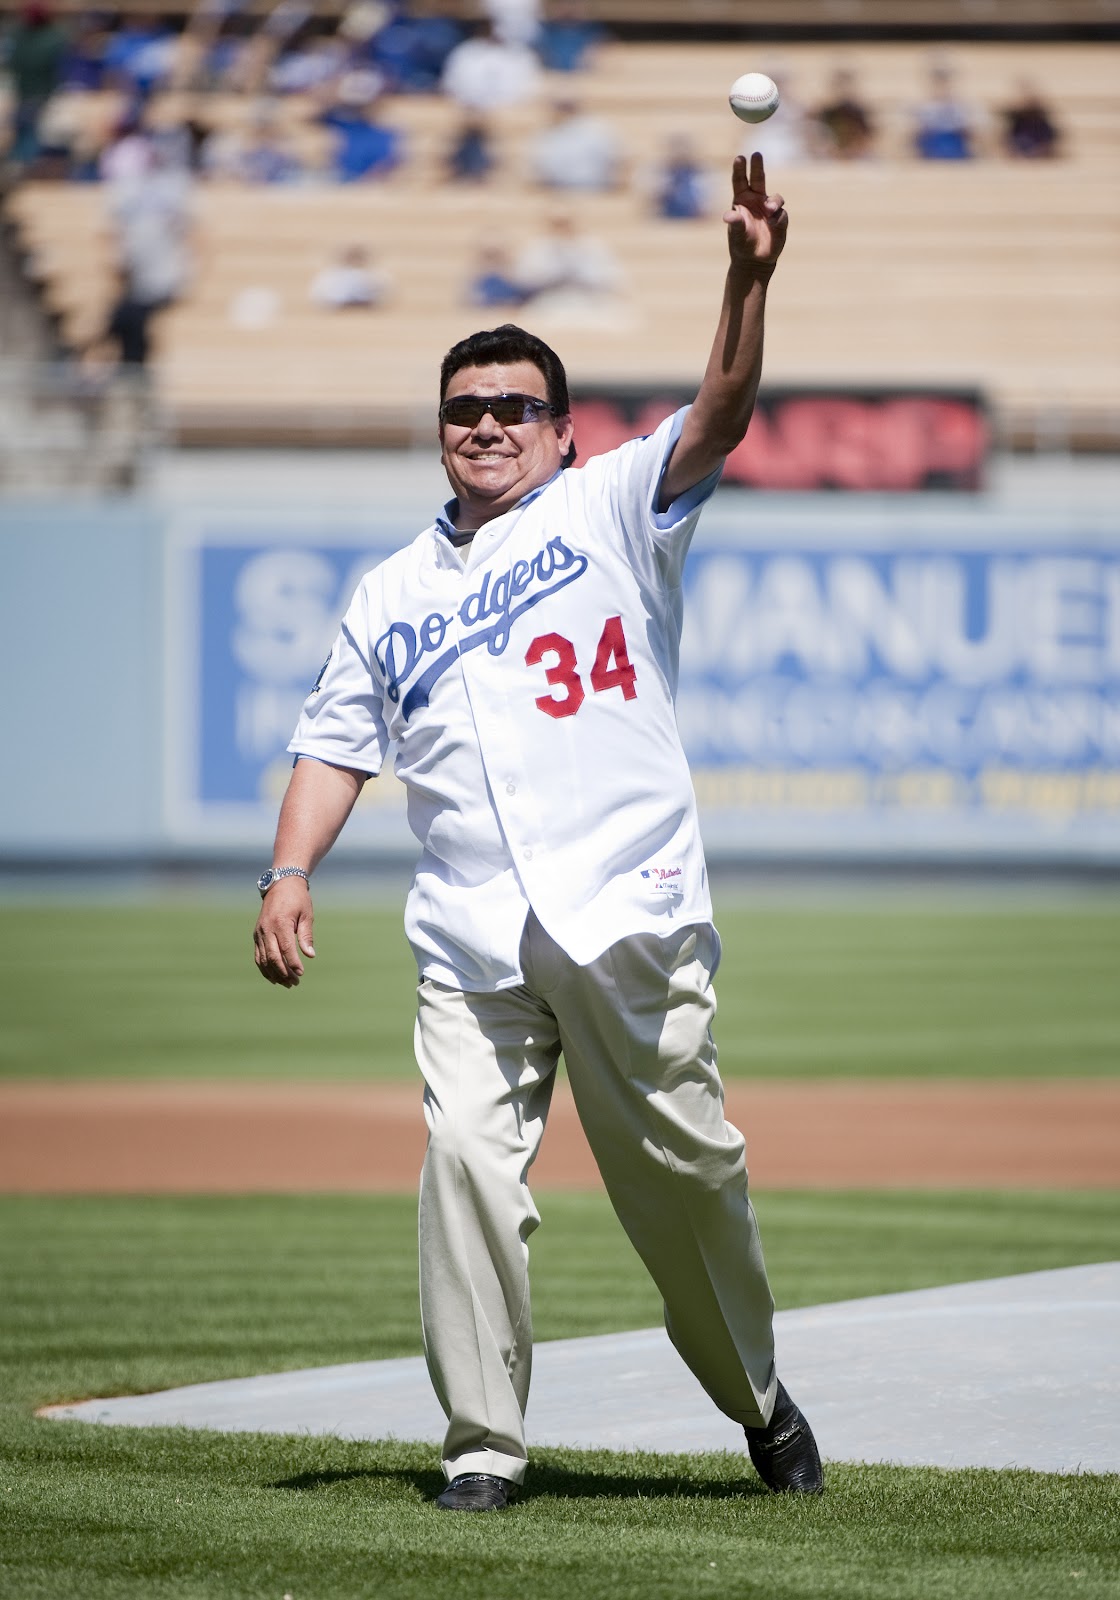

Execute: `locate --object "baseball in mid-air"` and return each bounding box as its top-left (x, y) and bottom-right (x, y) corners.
top-left (728, 72), bottom-right (780, 124)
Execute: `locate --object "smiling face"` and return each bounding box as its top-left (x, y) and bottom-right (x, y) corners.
top-left (439, 360), bottom-right (574, 531)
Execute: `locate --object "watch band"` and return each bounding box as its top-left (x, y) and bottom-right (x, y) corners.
top-left (258, 866), bottom-right (309, 897)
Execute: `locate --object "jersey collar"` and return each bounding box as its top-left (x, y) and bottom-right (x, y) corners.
top-left (434, 469), bottom-right (563, 546)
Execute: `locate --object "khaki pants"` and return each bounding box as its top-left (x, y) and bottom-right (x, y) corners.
top-left (415, 910), bottom-right (777, 1485)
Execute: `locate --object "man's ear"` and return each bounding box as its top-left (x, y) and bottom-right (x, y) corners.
top-left (556, 413), bottom-right (576, 467)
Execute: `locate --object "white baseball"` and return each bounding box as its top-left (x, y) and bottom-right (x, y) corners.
top-left (728, 72), bottom-right (780, 124)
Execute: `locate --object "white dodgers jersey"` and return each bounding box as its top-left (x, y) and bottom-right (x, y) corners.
top-left (289, 407), bottom-right (721, 991)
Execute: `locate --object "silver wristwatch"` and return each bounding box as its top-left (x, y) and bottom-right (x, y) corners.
top-left (257, 866), bottom-right (309, 898)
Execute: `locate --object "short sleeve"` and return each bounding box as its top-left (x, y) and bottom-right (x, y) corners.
top-left (585, 406), bottom-right (722, 587)
top-left (287, 582), bottom-right (390, 776)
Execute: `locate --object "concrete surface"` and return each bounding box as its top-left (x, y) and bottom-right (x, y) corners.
top-left (42, 1263), bottom-right (1120, 1475)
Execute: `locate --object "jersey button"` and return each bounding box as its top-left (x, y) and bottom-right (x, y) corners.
top-left (523, 848), bottom-right (533, 860)
top-left (506, 782), bottom-right (516, 795)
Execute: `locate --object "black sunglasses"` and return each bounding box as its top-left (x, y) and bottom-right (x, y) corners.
top-left (439, 393), bottom-right (557, 428)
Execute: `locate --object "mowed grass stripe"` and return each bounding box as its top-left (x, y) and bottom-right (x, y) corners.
top-left (719, 907), bottom-right (1120, 1078)
top-left (2, 902), bottom-right (1118, 1081)
top-left (6, 1191), bottom-right (1119, 1382)
top-left (731, 1019), bottom-right (1120, 1065)
top-left (1, 1192), bottom-right (1117, 1600)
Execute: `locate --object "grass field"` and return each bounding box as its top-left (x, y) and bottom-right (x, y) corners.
top-left (2, 895), bottom-right (1117, 1596)
top-left (2, 1191), bottom-right (1118, 1600)
top-left (3, 900), bottom-right (1119, 1081)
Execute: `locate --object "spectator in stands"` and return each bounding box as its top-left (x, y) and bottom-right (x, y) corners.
top-left (483, 0), bottom-right (540, 48)
top-left (4, 3), bottom-right (68, 165)
top-left (310, 244), bottom-right (390, 308)
top-left (367, 2), bottom-right (462, 94)
top-left (162, 102), bottom-right (212, 175)
top-left (1001, 79), bottom-right (1060, 159)
top-left (318, 83), bottom-right (402, 181)
top-left (101, 11), bottom-right (177, 99)
top-left (441, 23), bottom-right (539, 112)
top-left (339, 2), bottom-right (387, 46)
top-left (83, 266), bottom-right (158, 370)
top-left (653, 135), bottom-right (709, 220)
top-left (59, 14), bottom-right (109, 91)
top-left (466, 244), bottom-right (527, 308)
top-left (219, 0), bottom-right (315, 98)
top-left (106, 143), bottom-right (194, 310)
top-left (238, 120), bottom-right (303, 184)
top-left (537, 0), bottom-right (605, 74)
top-left (99, 110), bottom-right (155, 185)
top-left (141, 96), bottom-right (209, 176)
top-left (199, 98), bottom-right (300, 182)
top-left (336, 65), bottom-right (389, 111)
top-left (446, 116), bottom-right (496, 183)
top-left (514, 212), bottom-right (621, 312)
top-left (914, 63), bottom-right (976, 161)
top-left (270, 34), bottom-right (350, 95)
top-left (529, 98), bottom-right (621, 192)
top-left (812, 67), bottom-right (875, 160)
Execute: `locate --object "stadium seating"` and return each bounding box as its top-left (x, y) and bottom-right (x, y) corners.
top-left (409, 0), bottom-right (1120, 22)
top-left (4, 40), bottom-right (1118, 444)
top-left (0, 0), bottom-right (1110, 20)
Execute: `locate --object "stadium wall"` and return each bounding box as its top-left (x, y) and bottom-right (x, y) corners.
top-left (2, 476), bottom-right (1118, 866)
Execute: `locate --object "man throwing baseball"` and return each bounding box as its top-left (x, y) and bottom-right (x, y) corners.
top-left (254, 153), bottom-right (823, 1509)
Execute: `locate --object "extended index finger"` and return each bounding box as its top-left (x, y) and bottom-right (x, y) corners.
top-left (749, 151), bottom-right (766, 194)
top-left (730, 151), bottom-right (749, 199)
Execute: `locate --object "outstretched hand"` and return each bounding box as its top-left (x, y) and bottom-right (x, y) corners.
top-left (724, 152), bottom-right (787, 273)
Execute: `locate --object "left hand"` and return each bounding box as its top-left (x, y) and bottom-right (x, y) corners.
top-left (724, 152), bottom-right (788, 274)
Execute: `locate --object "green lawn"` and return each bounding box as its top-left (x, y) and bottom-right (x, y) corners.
top-left (1, 1192), bottom-right (1118, 1600)
top-left (2, 901), bottom-right (1118, 1081)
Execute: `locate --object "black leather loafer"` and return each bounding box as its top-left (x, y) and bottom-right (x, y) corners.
top-left (434, 1473), bottom-right (517, 1511)
top-left (744, 1380), bottom-right (824, 1494)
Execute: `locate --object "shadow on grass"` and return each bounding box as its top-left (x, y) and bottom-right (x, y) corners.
top-left (270, 1461), bottom-right (766, 1504)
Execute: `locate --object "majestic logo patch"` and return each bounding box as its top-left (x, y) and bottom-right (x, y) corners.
top-left (374, 536), bottom-right (589, 719)
top-left (641, 864), bottom-right (684, 895)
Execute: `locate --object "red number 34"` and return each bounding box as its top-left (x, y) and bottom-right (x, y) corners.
top-left (525, 615), bottom-right (638, 720)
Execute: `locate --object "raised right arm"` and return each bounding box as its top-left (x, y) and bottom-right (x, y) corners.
top-left (252, 756), bottom-right (368, 988)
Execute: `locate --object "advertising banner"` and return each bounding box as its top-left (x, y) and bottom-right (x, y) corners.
top-left (570, 388), bottom-right (990, 492)
top-left (164, 519), bottom-right (413, 849)
top-left (164, 515), bottom-right (1120, 859)
top-left (678, 544), bottom-right (1120, 857)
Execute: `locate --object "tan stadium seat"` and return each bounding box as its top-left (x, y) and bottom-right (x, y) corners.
top-left (4, 40), bottom-right (1117, 441)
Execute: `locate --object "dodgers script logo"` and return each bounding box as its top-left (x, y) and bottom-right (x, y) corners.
top-left (375, 536), bottom-right (589, 719)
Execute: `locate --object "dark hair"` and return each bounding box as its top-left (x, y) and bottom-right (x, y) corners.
top-left (440, 324), bottom-right (577, 467)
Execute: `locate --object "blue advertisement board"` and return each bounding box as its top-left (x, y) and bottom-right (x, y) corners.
top-left (677, 546), bottom-right (1120, 857)
top-left (164, 516), bottom-right (1120, 859)
top-left (164, 519), bottom-right (412, 847)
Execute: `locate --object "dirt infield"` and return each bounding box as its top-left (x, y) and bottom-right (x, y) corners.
top-left (1, 1079), bottom-right (1117, 1193)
